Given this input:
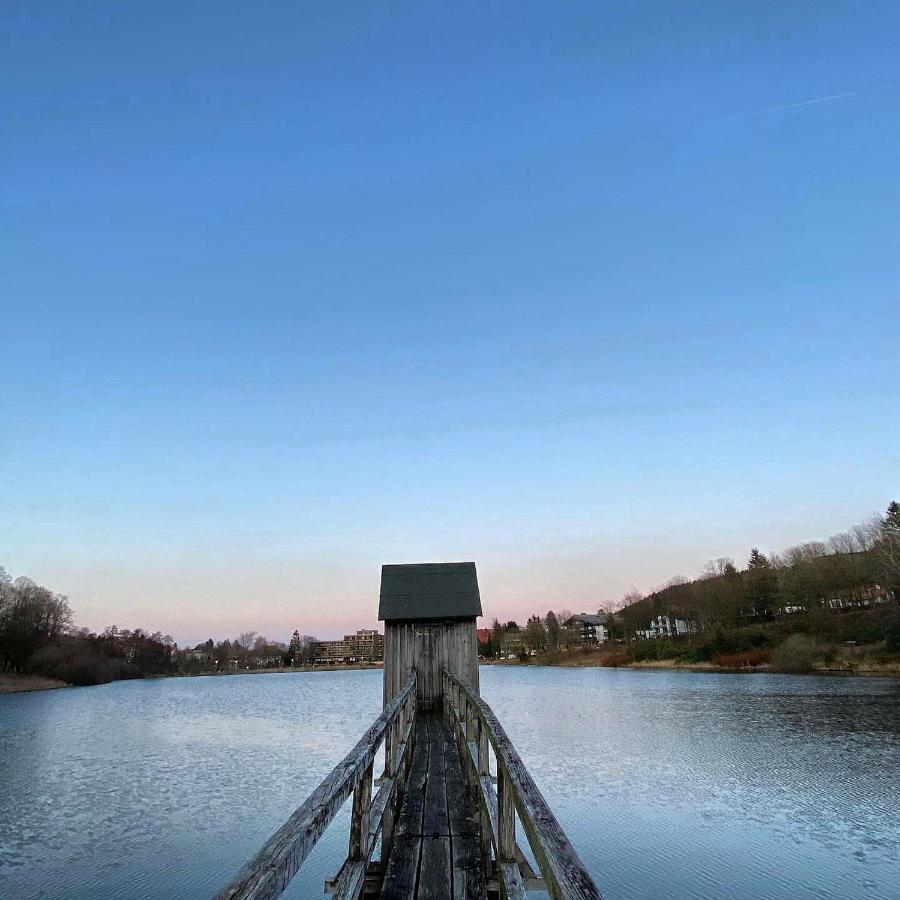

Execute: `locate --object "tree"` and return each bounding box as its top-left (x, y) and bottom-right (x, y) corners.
top-left (287, 634), bottom-right (318, 666)
top-left (236, 631), bottom-right (257, 651)
top-left (879, 501), bottom-right (900, 600)
top-left (0, 574), bottom-right (73, 672)
top-left (744, 549), bottom-right (777, 618)
top-left (524, 615), bottom-right (547, 652)
top-left (555, 609), bottom-right (574, 649)
top-left (544, 611), bottom-right (560, 650)
top-left (703, 558), bottom-right (735, 579)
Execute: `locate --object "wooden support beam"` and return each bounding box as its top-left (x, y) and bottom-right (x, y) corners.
top-left (497, 763), bottom-right (516, 864)
top-left (348, 761), bottom-right (373, 861)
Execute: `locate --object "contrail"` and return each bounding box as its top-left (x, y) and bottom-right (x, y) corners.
top-left (726, 87), bottom-right (877, 120)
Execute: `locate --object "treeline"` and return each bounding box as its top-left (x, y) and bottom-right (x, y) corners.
top-left (616, 502), bottom-right (900, 634)
top-left (481, 611), bottom-right (587, 659)
top-left (0, 568), bottom-right (180, 685)
top-left (0, 566), bottom-right (316, 686)
top-left (0, 569), bottom-right (75, 673)
top-left (178, 629), bottom-right (319, 674)
top-left (480, 503), bottom-right (900, 670)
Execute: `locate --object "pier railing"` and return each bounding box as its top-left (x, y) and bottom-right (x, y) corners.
top-left (215, 671), bottom-right (417, 900)
top-left (443, 670), bottom-right (603, 900)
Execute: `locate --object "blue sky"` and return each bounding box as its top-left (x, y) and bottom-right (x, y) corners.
top-left (2, 2), bottom-right (898, 643)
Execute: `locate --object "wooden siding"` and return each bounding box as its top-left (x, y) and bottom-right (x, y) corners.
top-left (383, 619), bottom-right (479, 710)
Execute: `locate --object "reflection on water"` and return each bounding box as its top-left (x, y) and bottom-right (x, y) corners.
top-left (1, 668), bottom-right (898, 899)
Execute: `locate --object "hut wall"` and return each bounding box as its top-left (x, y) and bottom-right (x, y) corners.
top-left (383, 619), bottom-right (479, 710)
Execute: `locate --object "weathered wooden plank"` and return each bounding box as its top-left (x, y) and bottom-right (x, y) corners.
top-left (215, 673), bottom-right (416, 900)
top-left (497, 861), bottom-right (527, 900)
top-left (513, 844), bottom-right (545, 891)
top-left (325, 859), bottom-right (366, 900)
top-left (379, 835), bottom-right (421, 900)
top-left (395, 715), bottom-right (430, 838)
top-left (418, 836), bottom-right (451, 900)
top-left (451, 833), bottom-right (486, 900)
top-left (423, 718), bottom-right (449, 837)
top-left (445, 730), bottom-right (478, 837)
top-left (497, 764), bottom-right (515, 863)
top-left (348, 761), bottom-right (373, 861)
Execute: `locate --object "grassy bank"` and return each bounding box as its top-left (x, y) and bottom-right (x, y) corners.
top-left (0, 673), bottom-right (71, 694)
top-left (200, 661), bottom-right (383, 676)
top-left (1, 662), bottom-right (385, 694)
top-left (501, 643), bottom-right (900, 676)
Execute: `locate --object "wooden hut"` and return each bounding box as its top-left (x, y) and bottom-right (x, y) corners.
top-left (379, 561), bottom-right (482, 710)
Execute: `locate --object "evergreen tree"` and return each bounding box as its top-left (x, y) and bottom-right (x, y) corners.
top-left (544, 611), bottom-right (560, 650)
top-left (880, 501), bottom-right (900, 599)
top-left (885, 501), bottom-right (900, 530)
top-left (524, 615), bottom-right (547, 652)
top-left (745, 548), bottom-right (777, 616)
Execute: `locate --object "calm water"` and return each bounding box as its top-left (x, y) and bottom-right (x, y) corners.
top-left (1, 667), bottom-right (899, 899)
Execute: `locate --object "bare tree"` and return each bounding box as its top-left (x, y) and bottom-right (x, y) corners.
top-left (235, 631), bottom-right (258, 652)
top-left (702, 558), bottom-right (734, 579)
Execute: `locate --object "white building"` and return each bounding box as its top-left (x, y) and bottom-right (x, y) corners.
top-left (637, 614), bottom-right (696, 640)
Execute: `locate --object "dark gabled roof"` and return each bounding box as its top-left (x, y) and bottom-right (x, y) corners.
top-left (567, 612), bottom-right (608, 625)
top-left (378, 562), bottom-right (482, 622)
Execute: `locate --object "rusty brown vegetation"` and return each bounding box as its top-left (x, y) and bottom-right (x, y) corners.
top-left (711, 649), bottom-right (771, 669)
top-left (600, 651), bottom-right (633, 667)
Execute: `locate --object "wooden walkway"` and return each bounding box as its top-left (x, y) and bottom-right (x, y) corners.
top-left (380, 712), bottom-right (485, 899)
top-left (215, 669), bottom-right (602, 900)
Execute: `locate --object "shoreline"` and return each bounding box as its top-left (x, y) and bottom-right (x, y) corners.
top-left (6, 655), bottom-right (899, 694)
top-left (482, 656), bottom-right (900, 678)
top-left (0, 674), bottom-right (72, 694)
top-left (0, 662), bottom-right (384, 694)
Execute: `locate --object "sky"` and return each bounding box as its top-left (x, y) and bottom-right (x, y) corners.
top-left (2, 2), bottom-right (898, 646)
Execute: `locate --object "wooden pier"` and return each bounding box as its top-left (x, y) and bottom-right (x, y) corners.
top-left (215, 563), bottom-right (602, 900)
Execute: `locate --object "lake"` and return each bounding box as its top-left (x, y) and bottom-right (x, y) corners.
top-left (1, 667), bottom-right (898, 899)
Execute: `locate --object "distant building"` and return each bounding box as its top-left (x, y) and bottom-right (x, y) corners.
top-left (824, 585), bottom-right (892, 611)
top-left (346, 629), bottom-right (384, 660)
top-left (566, 613), bottom-right (610, 644)
top-left (636, 614), bottom-right (696, 639)
top-left (499, 631), bottom-right (524, 657)
top-left (253, 654), bottom-right (283, 668)
top-left (314, 629), bottom-right (384, 664)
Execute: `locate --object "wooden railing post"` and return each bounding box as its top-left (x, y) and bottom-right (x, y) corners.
top-left (348, 761), bottom-right (373, 863)
top-left (476, 715), bottom-right (492, 867)
top-left (497, 762), bottom-right (516, 864)
top-left (384, 727), bottom-right (394, 779)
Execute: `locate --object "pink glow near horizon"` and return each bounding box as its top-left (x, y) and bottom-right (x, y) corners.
top-left (11, 495), bottom-right (890, 648)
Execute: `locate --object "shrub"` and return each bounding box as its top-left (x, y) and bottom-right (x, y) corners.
top-left (711, 649), bottom-right (770, 669)
top-left (631, 638), bottom-right (682, 662)
top-left (770, 634), bottom-right (819, 673)
top-left (600, 651), bottom-right (632, 667)
top-left (885, 612), bottom-right (900, 653)
top-left (29, 642), bottom-right (140, 686)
